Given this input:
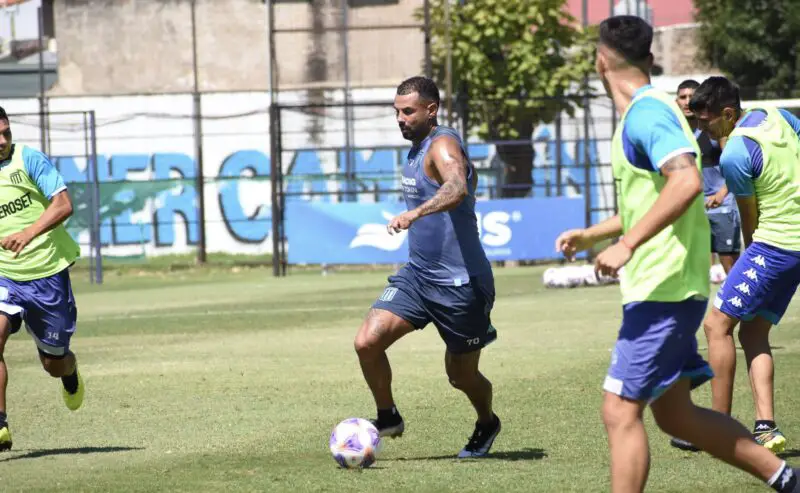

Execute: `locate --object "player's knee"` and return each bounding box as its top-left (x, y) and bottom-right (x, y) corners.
top-left (704, 311), bottom-right (733, 340)
top-left (40, 356), bottom-right (68, 377)
top-left (354, 328), bottom-right (380, 359)
top-left (601, 396), bottom-right (638, 432)
top-left (446, 366), bottom-right (478, 390)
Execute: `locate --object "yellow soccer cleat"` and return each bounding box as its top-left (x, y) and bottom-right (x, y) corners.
top-left (754, 427), bottom-right (787, 454)
top-left (62, 367), bottom-right (85, 411)
top-left (0, 425), bottom-right (12, 452)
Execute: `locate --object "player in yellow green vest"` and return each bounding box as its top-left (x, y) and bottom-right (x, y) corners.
top-left (685, 76), bottom-right (800, 454)
top-left (555, 16), bottom-right (799, 493)
top-left (0, 107), bottom-right (85, 452)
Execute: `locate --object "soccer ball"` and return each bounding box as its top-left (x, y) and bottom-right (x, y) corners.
top-left (329, 418), bottom-right (382, 469)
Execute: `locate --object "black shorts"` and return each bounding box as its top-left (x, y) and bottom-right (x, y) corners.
top-left (371, 265), bottom-right (497, 354)
top-left (708, 209), bottom-right (741, 254)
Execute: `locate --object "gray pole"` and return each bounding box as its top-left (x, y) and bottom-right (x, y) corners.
top-left (191, 0), bottom-right (207, 264)
top-left (37, 6), bottom-right (46, 153)
top-left (268, 0), bottom-right (282, 277)
top-left (444, 0), bottom-right (453, 125)
top-left (89, 111), bottom-right (103, 285)
top-left (342, 0), bottom-right (354, 202)
top-left (423, 0), bottom-right (432, 78)
top-left (582, 0), bottom-right (591, 231)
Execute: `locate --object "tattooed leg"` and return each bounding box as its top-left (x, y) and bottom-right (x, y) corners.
top-left (354, 309), bottom-right (415, 410)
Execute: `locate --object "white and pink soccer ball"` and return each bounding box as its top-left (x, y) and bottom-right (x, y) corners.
top-left (329, 418), bottom-right (382, 469)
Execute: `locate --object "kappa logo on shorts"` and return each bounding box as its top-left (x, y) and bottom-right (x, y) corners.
top-left (743, 268), bottom-right (759, 282)
top-left (379, 287), bottom-right (398, 302)
top-left (751, 255), bottom-right (767, 268)
top-left (734, 282), bottom-right (751, 296)
top-left (727, 296), bottom-right (744, 308)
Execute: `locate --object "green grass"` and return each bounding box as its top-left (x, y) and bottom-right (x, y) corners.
top-left (0, 266), bottom-right (798, 492)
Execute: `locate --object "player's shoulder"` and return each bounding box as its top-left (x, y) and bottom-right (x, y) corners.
top-left (430, 126), bottom-right (462, 144)
top-left (720, 135), bottom-right (751, 164)
top-left (19, 145), bottom-right (51, 167)
top-left (625, 94), bottom-right (679, 128)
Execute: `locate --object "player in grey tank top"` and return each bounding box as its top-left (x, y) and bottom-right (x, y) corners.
top-left (353, 76), bottom-right (501, 459)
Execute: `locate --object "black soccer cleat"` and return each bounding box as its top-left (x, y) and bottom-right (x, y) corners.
top-left (370, 417), bottom-right (405, 439)
top-left (669, 436), bottom-right (700, 452)
top-left (458, 414), bottom-right (501, 458)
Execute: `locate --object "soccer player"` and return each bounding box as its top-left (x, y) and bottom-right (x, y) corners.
top-left (555, 16), bottom-right (798, 493)
top-left (353, 76), bottom-right (500, 458)
top-left (670, 78), bottom-right (742, 452)
top-left (0, 107), bottom-right (85, 451)
top-left (686, 76), bottom-right (800, 453)
top-left (676, 79), bottom-right (741, 274)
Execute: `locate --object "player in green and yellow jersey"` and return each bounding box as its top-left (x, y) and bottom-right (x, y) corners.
top-left (0, 107), bottom-right (85, 451)
top-left (687, 77), bottom-right (800, 453)
top-left (555, 16), bottom-right (798, 493)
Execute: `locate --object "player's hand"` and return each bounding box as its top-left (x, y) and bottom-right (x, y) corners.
top-left (1, 229), bottom-right (34, 258)
top-left (387, 210), bottom-right (419, 235)
top-left (705, 191), bottom-right (725, 209)
top-left (594, 241), bottom-right (633, 278)
top-left (555, 229), bottom-right (593, 261)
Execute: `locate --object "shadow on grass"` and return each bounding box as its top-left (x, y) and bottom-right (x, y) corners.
top-left (0, 446), bottom-right (143, 462)
top-left (387, 447), bottom-right (548, 462)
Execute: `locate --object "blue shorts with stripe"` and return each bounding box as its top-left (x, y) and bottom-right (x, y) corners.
top-left (603, 297), bottom-right (713, 402)
top-left (371, 265), bottom-right (496, 354)
top-left (714, 241), bottom-right (800, 325)
top-left (0, 268), bottom-right (77, 357)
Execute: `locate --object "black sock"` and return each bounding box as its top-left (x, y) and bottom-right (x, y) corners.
top-left (377, 406), bottom-right (401, 425)
top-left (768, 462), bottom-right (797, 493)
top-left (755, 420), bottom-right (777, 432)
top-left (61, 367), bottom-right (78, 394)
top-left (0, 411), bottom-right (6, 426)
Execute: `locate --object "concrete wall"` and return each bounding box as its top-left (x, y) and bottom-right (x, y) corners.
top-left (652, 24), bottom-right (713, 76)
top-left (51, 0), bottom-right (425, 96)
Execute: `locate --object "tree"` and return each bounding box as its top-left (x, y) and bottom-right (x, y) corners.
top-left (420, 0), bottom-right (595, 198)
top-left (694, 0), bottom-right (800, 98)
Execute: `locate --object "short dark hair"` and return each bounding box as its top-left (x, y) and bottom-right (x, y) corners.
top-left (677, 79), bottom-right (699, 92)
top-left (598, 15), bottom-right (653, 64)
top-left (0, 107), bottom-right (7, 122)
top-left (396, 76), bottom-right (440, 105)
top-left (689, 76), bottom-right (742, 115)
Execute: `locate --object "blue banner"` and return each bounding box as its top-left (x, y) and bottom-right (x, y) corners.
top-left (286, 197), bottom-right (586, 264)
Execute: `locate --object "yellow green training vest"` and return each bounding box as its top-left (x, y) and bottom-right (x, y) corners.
top-left (0, 144), bottom-right (79, 281)
top-left (612, 88), bottom-right (710, 304)
top-left (728, 106), bottom-right (800, 251)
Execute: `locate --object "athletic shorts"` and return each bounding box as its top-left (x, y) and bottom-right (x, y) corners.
top-left (714, 241), bottom-right (800, 325)
top-left (0, 268), bottom-right (77, 357)
top-left (603, 297), bottom-right (713, 402)
top-left (372, 265), bottom-right (496, 354)
top-left (707, 208), bottom-right (741, 254)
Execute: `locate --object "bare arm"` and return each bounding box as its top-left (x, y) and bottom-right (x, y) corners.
top-left (584, 215), bottom-right (623, 242)
top-left (410, 137), bottom-right (469, 219)
top-left (621, 153), bottom-right (703, 250)
top-left (555, 215), bottom-right (622, 261)
top-left (1, 190), bottom-right (73, 257)
top-left (736, 195), bottom-right (758, 248)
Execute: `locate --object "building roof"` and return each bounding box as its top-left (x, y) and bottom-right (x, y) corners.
top-left (565, 0), bottom-right (694, 28)
top-left (0, 0), bottom-right (33, 7)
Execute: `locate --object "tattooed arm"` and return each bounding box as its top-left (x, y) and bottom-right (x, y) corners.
top-left (414, 136), bottom-right (469, 217)
top-left (620, 153), bottom-right (703, 250)
top-left (387, 136), bottom-right (469, 234)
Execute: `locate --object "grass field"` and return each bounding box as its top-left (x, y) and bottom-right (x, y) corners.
top-left (0, 265), bottom-right (798, 492)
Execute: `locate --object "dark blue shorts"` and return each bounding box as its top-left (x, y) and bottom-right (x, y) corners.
top-left (372, 265), bottom-right (496, 354)
top-left (708, 209), bottom-right (741, 254)
top-left (0, 269), bottom-right (77, 357)
top-left (714, 241), bottom-right (800, 325)
top-left (603, 297), bottom-right (713, 402)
